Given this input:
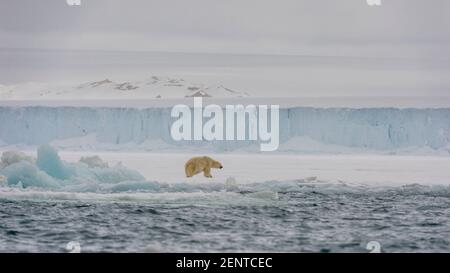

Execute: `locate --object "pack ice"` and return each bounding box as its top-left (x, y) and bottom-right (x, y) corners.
top-left (0, 145), bottom-right (145, 191)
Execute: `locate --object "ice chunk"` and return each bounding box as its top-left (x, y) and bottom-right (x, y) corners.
top-left (225, 177), bottom-right (239, 191)
top-left (246, 190), bottom-right (279, 200)
top-left (79, 155), bottom-right (109, 168)
top-left (0, 145), bottom-right (146, 191)
top-left (0, 175), bottom-right (7, 186)
top-left (1, 150), bottom-right (34, 169)
top-left (72, 162), bottom-right (145, 184)
top-left (0, 161), bottom-right (60, 189)
top-left (36, 145), bottom-right (73, 180)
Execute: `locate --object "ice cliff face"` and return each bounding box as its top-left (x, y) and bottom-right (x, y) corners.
top-left (285, 108), bottom-right (450, 151)
top-left (0, 106), bottom-right (449, 153)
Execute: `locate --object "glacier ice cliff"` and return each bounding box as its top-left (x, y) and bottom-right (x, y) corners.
top-left (0, 106), bottom-right (449, 153)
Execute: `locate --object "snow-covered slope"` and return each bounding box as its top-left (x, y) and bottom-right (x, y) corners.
top-left (0, 76), bottom-right (249, 100)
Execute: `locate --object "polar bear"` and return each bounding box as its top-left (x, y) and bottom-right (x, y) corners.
top-left (185, 156), bottom-right (223, 178)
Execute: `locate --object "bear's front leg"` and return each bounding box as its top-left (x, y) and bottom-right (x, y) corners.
top-left (203, 168), bottom-right (213, 178)
top-left (185, 163), bottom-right (196, 177)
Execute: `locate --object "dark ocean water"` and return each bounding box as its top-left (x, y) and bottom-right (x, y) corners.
top-left (1, 183), bottom-right (449, 253)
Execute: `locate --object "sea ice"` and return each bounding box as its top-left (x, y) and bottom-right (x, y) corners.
top-left (79, 155), bottom-right (109, 168)
top-left (0, 145), bottom-right (146, 191)
top-left (0, 150), bottom-right (34, 169)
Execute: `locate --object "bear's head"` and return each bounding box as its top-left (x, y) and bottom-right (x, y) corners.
top-left (211, 160), bottom-right (223, 169)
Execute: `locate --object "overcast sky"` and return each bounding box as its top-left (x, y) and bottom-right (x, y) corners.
top-left (1, 0), bottom-right (449, 57)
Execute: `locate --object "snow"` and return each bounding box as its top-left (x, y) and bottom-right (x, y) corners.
top-left (2, 49), bottom-right (450, 100)
top-left (10, 150), bottom-right (450, 187)
top-left (66, 152), bottom-right (450, 186)
top-left (1, 96), bottom-right (450, 108)
top-left (0, 141), bottom-right (449, 209)
top-left (0, 76), bottom-right (248, 100)
top-left (1, 145), bottom-right (450, 205)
